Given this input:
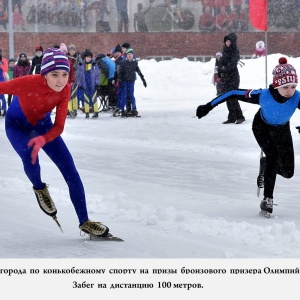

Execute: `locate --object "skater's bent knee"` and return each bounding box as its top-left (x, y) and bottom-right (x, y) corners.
top-left (280, 171), bottom-right (294, 178)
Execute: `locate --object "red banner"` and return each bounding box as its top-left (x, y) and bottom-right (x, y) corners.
top-left (249, 0), bottom-right (268, 31)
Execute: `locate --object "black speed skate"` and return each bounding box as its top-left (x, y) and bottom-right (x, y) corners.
top-left (260, 197), bottom-right (273, 218)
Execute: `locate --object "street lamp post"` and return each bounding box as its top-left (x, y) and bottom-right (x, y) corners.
top-left (8, 0), bottom-right (14, 59)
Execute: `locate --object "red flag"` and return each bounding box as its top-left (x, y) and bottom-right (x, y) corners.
top-left (249, 0), bottom-right (268, 31)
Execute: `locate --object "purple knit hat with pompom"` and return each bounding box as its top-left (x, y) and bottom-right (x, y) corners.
top-left (40, 48), bottom-right (70, 76)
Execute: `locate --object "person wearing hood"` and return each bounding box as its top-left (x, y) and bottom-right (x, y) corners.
top-left (213, 52), bottom-right (222, 95)
top-left (253, 41), bottom-right (266, 58)
top-left (218, 32), bottom-right (245, 124)
top-left (14, 52), bottom-right (31, 78)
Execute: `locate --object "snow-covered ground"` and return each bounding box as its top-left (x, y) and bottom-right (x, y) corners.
top-left (1, 54), bottom-right (300, 299)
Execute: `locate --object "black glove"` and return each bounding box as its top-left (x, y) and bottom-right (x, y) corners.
top-left (296, 126), bottom-right (300, 134)
top-left (95, 85), bottom-right (100, 90)
top-left (196, 102), bottom-right (213, 119)
top-left (142, 78), bottom-right (147, 88)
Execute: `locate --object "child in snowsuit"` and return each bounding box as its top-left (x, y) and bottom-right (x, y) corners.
top-left (117, 48), bottom-right (147, 116)
top-left (252, 41), bottom-right (266, 58)
top-left (196, 57), bottom-right (299, 216)
top-left (0, 48), bottom-right (109, 237)
top-left (76, 49), bottom-right (100, 118)
top-left (213, 52), bottom-right (222, 96)
top-left (67, 44), bottom-right (81, 115)
top-left (96, 53), bottom-right (116, 109)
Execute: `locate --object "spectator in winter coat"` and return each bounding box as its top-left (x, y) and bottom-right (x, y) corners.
top-left (67, 44), bottom-right (81, 116)
top-left (253, 41), bottom-right (266, 58)
top-left (212, 52), bottom-right (222, 95)
top-left (0, 48), bottom-right (109, 237)
top-left (198, 6), bottom-right (215, 32)
top-left (60, 43), bottom-right (75, 85)
top-left (96, 53), bottom-right (116, 109)
top-left (28, 45), bottom-right (43, 75)
top-left (218, 32), bottom-right (245, 124)
top-left (196, 57), bottom-right (299, 217)
top-left (60, 43), bottom-right (77, 118)
top-left (117, 48), bottom-right (147, 117)
top-left (14, 52), bottom-right (31, 78)
top-left (76, 49), bottom-right (100, 118)
top-left (112, 44), bottom-right (124, 111)
top-left (95, 54), bottom-right (109, 109)
top-left (215, 6), bottom-right (232, 31)
top-left (121, 42), bottom-right (136, 111)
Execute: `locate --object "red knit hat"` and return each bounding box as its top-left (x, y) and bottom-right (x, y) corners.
top-left (272, 57), bottom-right (298, 89)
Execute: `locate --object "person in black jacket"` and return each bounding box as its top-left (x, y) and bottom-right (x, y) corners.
top-left (117, 48), bottom-right (146, 117)
top-left (28, 45), bottom-right (43, 75)
top-left (218, 33), bottom-right (245, 124)
top-left (112, 44), bottom-right (124, 112)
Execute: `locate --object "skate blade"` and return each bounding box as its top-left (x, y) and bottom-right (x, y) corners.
top-left (257, 187), bottom-right (261, 197)
top-left (259, 210), bottom-right (271, 218)
top-left (52, 216), bottom-right (63, 233)
top-left (89, 233), bottom-right (124, 242)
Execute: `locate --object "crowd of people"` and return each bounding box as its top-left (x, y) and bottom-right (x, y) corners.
top-left (0, 41), bottom-right (147, 119)
top-left (199, 2), bottom-right (249, 32)
top-left (0, 0), bottom-right (250, 33)
top-left (2, 0), bottom-right (300, 33)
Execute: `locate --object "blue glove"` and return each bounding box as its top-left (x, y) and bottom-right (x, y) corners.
top-left (196, 103), bottom-right (213, 119)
